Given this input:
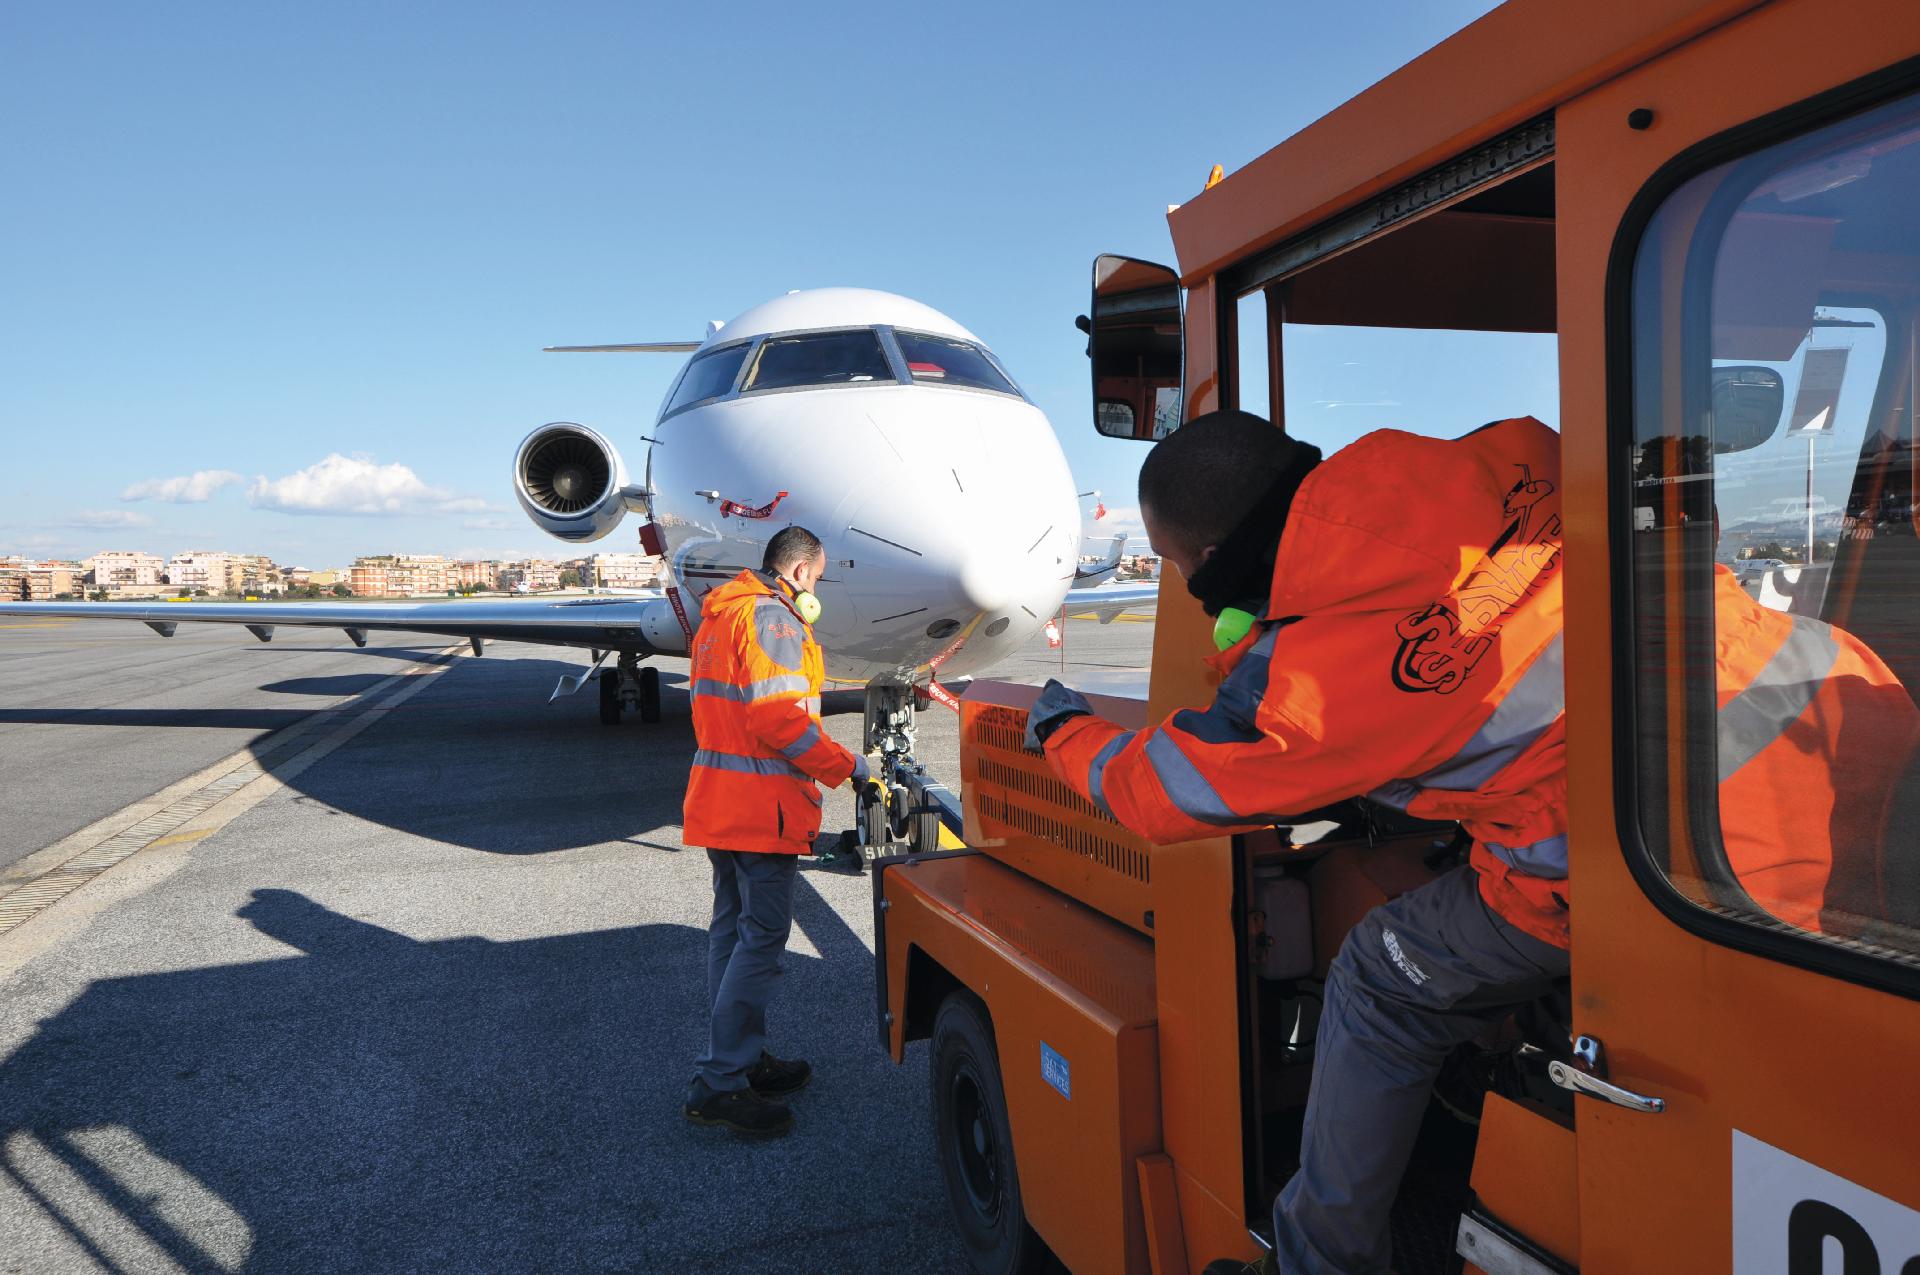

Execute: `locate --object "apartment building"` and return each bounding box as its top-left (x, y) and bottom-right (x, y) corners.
top-left (349, 554), bottom-right (452, 597)
top-left (587, 552), bottom-right (662, 589)
top-left (11, 560), bottom-right (85, 600)
top-left (452, 560), bottom-right (503, 591)
top-left (498, 559), bottom-right (560, 592)
top-left (234, 554), bottom-right (284, 595)
top-left (85, 551), bottom-right (165, 589)
top-left (166, 551), bottom-right (248, 596)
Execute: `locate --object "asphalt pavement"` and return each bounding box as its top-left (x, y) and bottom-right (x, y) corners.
top-left (0, 605), bottom-right (1155, 1274)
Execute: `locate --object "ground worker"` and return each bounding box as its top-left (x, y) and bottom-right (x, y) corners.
top-left (682, 525), bottom-right (870, 1137)
top-left (1023, 409), bottom-right (1915, 1273)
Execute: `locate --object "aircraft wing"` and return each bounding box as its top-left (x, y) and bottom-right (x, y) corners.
top-left (1061, 583), bottom-right (1160, 624)
top-left (0, 596), bottom-right (691, 656)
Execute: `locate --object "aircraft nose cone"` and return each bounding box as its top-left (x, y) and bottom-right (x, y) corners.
top-left (958, 554), bottom-right (1012, 612)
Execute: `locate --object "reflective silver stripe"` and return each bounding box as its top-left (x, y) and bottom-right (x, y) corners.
top-left (1482, 833), bottom-right (1569, 876)
top-left (1144, 731), bottom-right (1246, 825)
top-left (1085, 730), bottom-right (1135, 818)
top-left (1415, 634), bottom-right (1565, 792)
top-left (1366, 635), bottom-right (1564, 813)
top-left (693, 749), bottom-right (808, 779)
top-left (805, 696), bottom-right (822, 716)
top-left (780, 722), bottom-right (823, 761)
top-left (1719, 616), bottom-right (1840, 782)
top-left (1366, 779), bottom-right (1419, 812)
top-left (1172, 628), bottom-right (1276, 746)
top-left (691, 675), bottom-right (811, 702)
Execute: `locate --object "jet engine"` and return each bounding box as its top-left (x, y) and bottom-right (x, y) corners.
top-left (512, 422), bottom-right (644, 543)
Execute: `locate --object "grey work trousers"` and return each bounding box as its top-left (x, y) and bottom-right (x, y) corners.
top-left (695, 848), bottom-right (799, 1092)
top-left (1273, 866), bottom-right (1568, 1275)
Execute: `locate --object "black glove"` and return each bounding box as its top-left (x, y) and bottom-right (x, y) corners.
top-left (1023, 679), bottom-right (1092, 751)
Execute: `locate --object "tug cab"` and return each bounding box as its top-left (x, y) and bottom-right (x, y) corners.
top-left (874, 2), bottom-right (1920, 1270)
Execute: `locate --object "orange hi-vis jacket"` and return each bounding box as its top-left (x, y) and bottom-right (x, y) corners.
top-left (1712, 566), bottom-right (1918, 934)
top-left (1045, 418), bottom-right (1574, 947)
top-left (683, 570), bottom-right (860, 855)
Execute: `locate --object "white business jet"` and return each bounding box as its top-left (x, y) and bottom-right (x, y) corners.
top-left (1, 288), bottom-right (1154, 842)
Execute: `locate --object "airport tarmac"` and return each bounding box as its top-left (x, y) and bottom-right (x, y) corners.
top-left (0, 606), bottom-right (1155, 1274)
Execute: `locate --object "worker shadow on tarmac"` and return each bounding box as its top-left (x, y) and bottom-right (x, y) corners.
top-left (0, 886), bottom-right (962, 1275)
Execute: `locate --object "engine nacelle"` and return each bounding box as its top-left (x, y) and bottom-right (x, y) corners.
top-left (512, 422), bottom-right (641, 544)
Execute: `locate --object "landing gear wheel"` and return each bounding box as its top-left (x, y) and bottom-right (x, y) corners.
top-left (887, 783), bottom-right (913, 841)
top-left (638, 665), bottom-right (661, 723)
top-left (860, 784), bottom-right (888, 852)
top-left (597, 667), bottom-right (621, 726)
top-left (931, 992), bottom-right (1048, 1275)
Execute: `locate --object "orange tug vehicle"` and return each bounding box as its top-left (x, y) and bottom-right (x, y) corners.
top-left (869, 2), bottom-right (1920, 1272)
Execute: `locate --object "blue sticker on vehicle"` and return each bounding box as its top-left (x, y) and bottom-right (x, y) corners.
top-left (1040, 1042), bottom-right (1071, 1100)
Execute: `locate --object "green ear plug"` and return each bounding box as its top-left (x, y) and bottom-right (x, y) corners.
top-left (1212, 607), bottom-right (1256, 652)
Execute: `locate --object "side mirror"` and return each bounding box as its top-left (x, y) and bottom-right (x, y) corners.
top-left (1711, 364), bottom-right (1786, 453)
top-left (1087, 254), bottom-right (1183, 441)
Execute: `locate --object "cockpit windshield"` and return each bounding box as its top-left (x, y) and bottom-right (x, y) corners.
top-left (743, 329), bottom-right (895, 392)
top-left (894, 330), bottom-right (1018, 395)
top-left (665, 342), bottom-right (752, 414)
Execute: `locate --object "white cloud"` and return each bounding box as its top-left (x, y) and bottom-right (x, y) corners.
top-left (121, 469), bottom-right (244, 503)
top-left (1087, 502), bottom-right (1148, 543)
top-left (247, 454), bottom-right (481, 517)
top-left (461, 516), bottom-right (514, 531)
top-left (67, 509), bottom-right (154, 528)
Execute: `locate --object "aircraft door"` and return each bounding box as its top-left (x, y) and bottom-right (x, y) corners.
top-left (1561, 11), bottom-right (1920, 1271)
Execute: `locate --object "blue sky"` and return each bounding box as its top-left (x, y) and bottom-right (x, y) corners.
top-left (0, 0), bottom-right (1524, 567)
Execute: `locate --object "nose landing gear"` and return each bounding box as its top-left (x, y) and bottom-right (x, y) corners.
top-left (855, 682), bottom-right (955, 858)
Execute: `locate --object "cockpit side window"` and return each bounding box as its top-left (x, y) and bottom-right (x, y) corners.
top-left (743, 329), bottom-right (895, 393)
top-left (665, 342), bottom-right (752, 414)
top-left (893, 330), bottom-right (1018, 395)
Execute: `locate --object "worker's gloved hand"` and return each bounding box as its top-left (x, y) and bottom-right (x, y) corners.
top-left (849, 753), bottom-right (872, 788)
top-left (1024, 679), bottom-right (1092, 752)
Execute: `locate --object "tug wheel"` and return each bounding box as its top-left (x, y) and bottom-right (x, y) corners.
top-left (909, 802), bottom-right (943, 853)
top-left (930, 992), bottom-right (1049, 1275)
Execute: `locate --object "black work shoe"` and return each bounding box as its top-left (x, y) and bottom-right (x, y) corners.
top-left (683, 1080), bottom-right (794, 1138)
top-left (745, 1050), bottom-right (812, 1098)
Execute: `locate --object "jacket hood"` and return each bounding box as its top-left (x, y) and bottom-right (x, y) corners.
top-left (700, 569), bottom-right (789, 620)
top-left (1268, 417), bottom-right (1560, 620)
